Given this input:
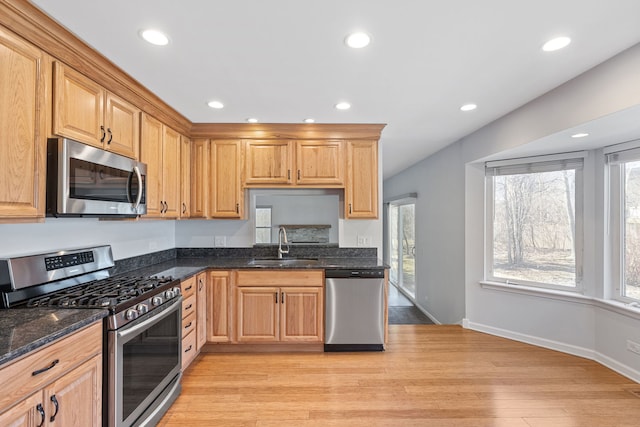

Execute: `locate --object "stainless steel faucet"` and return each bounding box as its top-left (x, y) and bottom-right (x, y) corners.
top-left (278, 226), bottom-right (290, 259)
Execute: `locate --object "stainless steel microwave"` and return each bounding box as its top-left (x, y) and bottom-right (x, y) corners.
top-left (46, 138), bottom-right (147, 217)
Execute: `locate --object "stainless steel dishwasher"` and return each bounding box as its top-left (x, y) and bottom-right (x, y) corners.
top-left (324, 269), bottom-right (385, 351)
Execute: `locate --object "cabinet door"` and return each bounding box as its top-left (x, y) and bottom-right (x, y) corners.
top-left (346, 140), bottom-right (378, 219)
top-left (180, 135), bottom-right (191, 218)
top-left (45, 354), bottom-right (101, 427)
top-left (0, 391), bottom-right (43, 427)
top-left (105, 93), bottom-right (140, 159)
top-left (196, 272), bottom-right (208, 349)
top-left (162, 126), bottom-right (181, 218)
top-left (53, 62), bottom-right (104, 147)
top-left (296, 140), bottom-right (344, 185)
top-left (140, 113), bottom-right (164, 217)
top-left (280, 287), bottom-right (323, 342)
top-left (244, 140), bottom-right (292, 185)
top-left (207, 271), bottom-right (230, 343)
top-left (210, 140), bottom-right (243, 218)
top-left (236, 287), bottom-right (279, 342)
top-left (190, 139), bottom-right (209, 218)
top-left (0, 27), bottom-right (47, 219)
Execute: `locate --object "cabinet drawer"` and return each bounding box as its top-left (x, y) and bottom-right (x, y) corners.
top-left (182, 311), bottom-right (196, 339)
top-left (181, 276), bottom-right (196, 298)
top-left (182, 294), bottom-right (196, 319)
top-left (235, 270), bottom-right (323, 286)
top-left (0, 322), bottom-right (102, 412)
top-left (181, 330), bottom-right (197, 371)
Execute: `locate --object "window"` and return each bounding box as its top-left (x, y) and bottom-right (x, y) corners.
top-left (485, 154), bottom-right (584, 290)
top-left (255, 206), bottom-right (272, 244)
top-left (387, 197), bottom-right (416, 299)
top-left (608, 146), bottom-right (640, 302)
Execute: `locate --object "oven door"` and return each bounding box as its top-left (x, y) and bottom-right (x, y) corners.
top-left (108, 297), bottom-right (182, 427)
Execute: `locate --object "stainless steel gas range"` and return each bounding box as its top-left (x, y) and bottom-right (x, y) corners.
top-left (0, 245), bottom-right (182, 427)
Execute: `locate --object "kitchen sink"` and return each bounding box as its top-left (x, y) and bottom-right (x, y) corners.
top-left (248, 258), bottom-right (319, 267)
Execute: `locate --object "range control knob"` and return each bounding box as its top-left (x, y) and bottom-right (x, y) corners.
top-left (125, 309), bottom-right (139, 321)
top-left (171, 286), bottom-right (181, 296)
top-left (136, 303), bottom-right (149, 315)
top-left (164, 289), bottom-right (176, 299)
top-left (151, 296), bottom-right (163, 306)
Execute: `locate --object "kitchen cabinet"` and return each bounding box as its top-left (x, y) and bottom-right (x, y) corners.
top-left (235, 270), bottom-right (323, 343)
top-left (0, 322), bottom-right (102, 426)
top-left (180, 135), bottom-right (191, 218)
top-left (196, 272), bottom-right (208, 349)
top-left (0, 26), bottom-right (47, 220)
top-left (210, 140), bottom-right (243, 218)
top-left (346, 140), bottom-right (378, 219)
top-left (244, 139), bottom-right (344, 187)
top-left (141, 113), bottom-right (181, 218)
top-left (181, 275), bottom-right (198, 370)
top-left (190, 139), bottom-right (209, 218)
top-left (244, 140), bottom-right (292, 185)
top-left (53, 62), bottom-right (140, 159)
top-left (295, 140), bottom-right (344, 185)
top-left (207, 270), bottom-right (232, 342)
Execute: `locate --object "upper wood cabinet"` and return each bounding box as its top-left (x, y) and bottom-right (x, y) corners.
top-left (0, 26), bottom-right (47, 220)
top-left (210, 140), bottom-right (243, 218)
top-left (190, 139), bottom-right (209, 218)
top-left (244, 140), bottom-right (292, 185)
top-left (140, 113), bottom-right (180, 218)
top-left (53, 62), bottom-right (140, 159)
top-left (295, 140), bottom-right (344, 185)
top-left (346, 140), bottom-right (378, 219)
top-left (244, 139), bottom-right (344, 187)
top-left (180, 135), bottom-right (191, 218)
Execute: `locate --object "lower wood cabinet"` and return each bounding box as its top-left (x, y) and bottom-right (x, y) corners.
top-left (206, 270), bottom-right (231, 343)
top-left (235, 270), bottom-right (324, 343)
top-left (180, 275), bottom-right (198, 370)
top-left (196, 271), bottom-right (208, 350)
top-left (0, 322), bottom-right (102, 426)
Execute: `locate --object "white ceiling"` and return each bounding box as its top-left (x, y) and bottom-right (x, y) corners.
top-left (31, 0), bottom-right (640, 178)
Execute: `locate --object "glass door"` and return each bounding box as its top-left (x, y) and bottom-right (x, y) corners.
top-left (388, 199), bottom-right (416, 299)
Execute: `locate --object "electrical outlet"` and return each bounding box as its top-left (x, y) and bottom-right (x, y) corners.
top-left (627, 340), bottom-right (640, 355)
top-left (214, 236), bottom-right (226, 247)
top-left (357, 235), bottom-right (365, 246)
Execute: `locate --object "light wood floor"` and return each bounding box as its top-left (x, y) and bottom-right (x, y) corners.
top-left (158, 325), bottom-right (640, 426)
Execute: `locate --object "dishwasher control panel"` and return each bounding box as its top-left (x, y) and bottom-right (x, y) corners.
top-left (325, 269), bottom-right (385, 279)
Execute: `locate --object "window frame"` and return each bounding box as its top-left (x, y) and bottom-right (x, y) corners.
top-left (484, 152), bottom-right (585, 292)
top-left (607, 143), bottom-right (640, 303)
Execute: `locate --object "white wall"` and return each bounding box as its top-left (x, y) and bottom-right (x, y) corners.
top-left (384, 42), bottom-right (640, 382)
top-left (0, 218), bottom-right (175, 260)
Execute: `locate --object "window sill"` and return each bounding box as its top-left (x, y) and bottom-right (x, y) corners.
top-left (479, 280), bottom-right (640, 320)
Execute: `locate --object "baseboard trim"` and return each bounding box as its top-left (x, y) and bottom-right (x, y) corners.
top-left (463, 319), bottom-right (640, 384)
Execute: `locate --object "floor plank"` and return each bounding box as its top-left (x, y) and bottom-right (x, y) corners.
top-left (158, 325), bottom-right (640, 426)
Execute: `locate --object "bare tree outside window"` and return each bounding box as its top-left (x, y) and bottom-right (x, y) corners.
top-left (492, 169), bottom-right (577, 287)
top-left (623, 161), bottom-right (640, 300)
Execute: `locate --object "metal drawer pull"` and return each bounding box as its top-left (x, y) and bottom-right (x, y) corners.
top-left (185, 321), bottom-right (193, 329)
top-left (185, 303), bottom-right (193, 310)
top-left (50, 395), bottom-right (59, 422)
top-left (184, 345), bottom-right (193, 353)
top-left (36, 404), bottom-right (45, 427)
top-left (184, 285), bottom-right (193, 292)
top-left (32, 359), bottom-right (59, 376)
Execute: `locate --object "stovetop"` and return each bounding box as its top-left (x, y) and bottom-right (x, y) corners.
top-left (22, 275), bottom-right (175, 311)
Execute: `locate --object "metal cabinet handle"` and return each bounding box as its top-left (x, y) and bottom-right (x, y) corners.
top-left (281, 292), bottom-right (284, 303)
top-left (184, 345), bottom-right (193, 353)
top-left (182, 202), bottom-right (187, 214)
top-left (50, 395), bottom-right (59, 422)
top-left (287, 169), bottom-right (291, 180)
top-left (236, 203), bottom-right (239, 214)
top-left (274, 292), bottom-right (278, 304)
top-left (198, 279), bottom-right (203, 290)
top-left (349, 203), bottom-right (352, 214)
top-left (185, 304), bottom-right (193, 310)
top-left (297, 170), bottom-right (300, 180)
top-left (107, 128), bottom-right (113, 144)
top-left (185, 321), bottom-right (193, 329)
top-left (36, 404), bottom-right (45, 427)
top-left (100, 125), bottom-right (105, 142)
top-left (185, 285), bottom-right (193, 292)
top-left (32, 359), bottom-right (59, 376)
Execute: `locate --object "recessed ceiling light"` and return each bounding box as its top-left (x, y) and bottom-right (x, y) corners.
top-left (542, 36), bottom-right (571, 52)
top-left (303, 118), bottom-right (315, 123)
top-left (571, 132), bottom-right (589, 138)
top-left (460, 103), bottom-right (477, 112)
top-left (247, 118), bottom-right (258, 123)
top-left (335, 102), bottom-right (351, 110)
top-left (140, 29), bottom-right (169, 46)
top-left (345, 32), bottom-right (371, 49)
top-left (207, 100), bottom-right (224, 109)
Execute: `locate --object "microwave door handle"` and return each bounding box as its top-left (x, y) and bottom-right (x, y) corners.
top-left (132, 166), bottom-right (143, 208)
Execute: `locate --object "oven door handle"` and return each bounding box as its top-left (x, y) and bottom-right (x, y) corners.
top-left (117, 297), bottom-right (181, 341)
top-left (132, 166), bottom-right (143, 209)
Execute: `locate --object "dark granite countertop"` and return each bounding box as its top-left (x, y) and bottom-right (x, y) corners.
top-left (128, 256), bottom-right (387, 281)
top-left (0, 308), bottom-right (107, 367)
